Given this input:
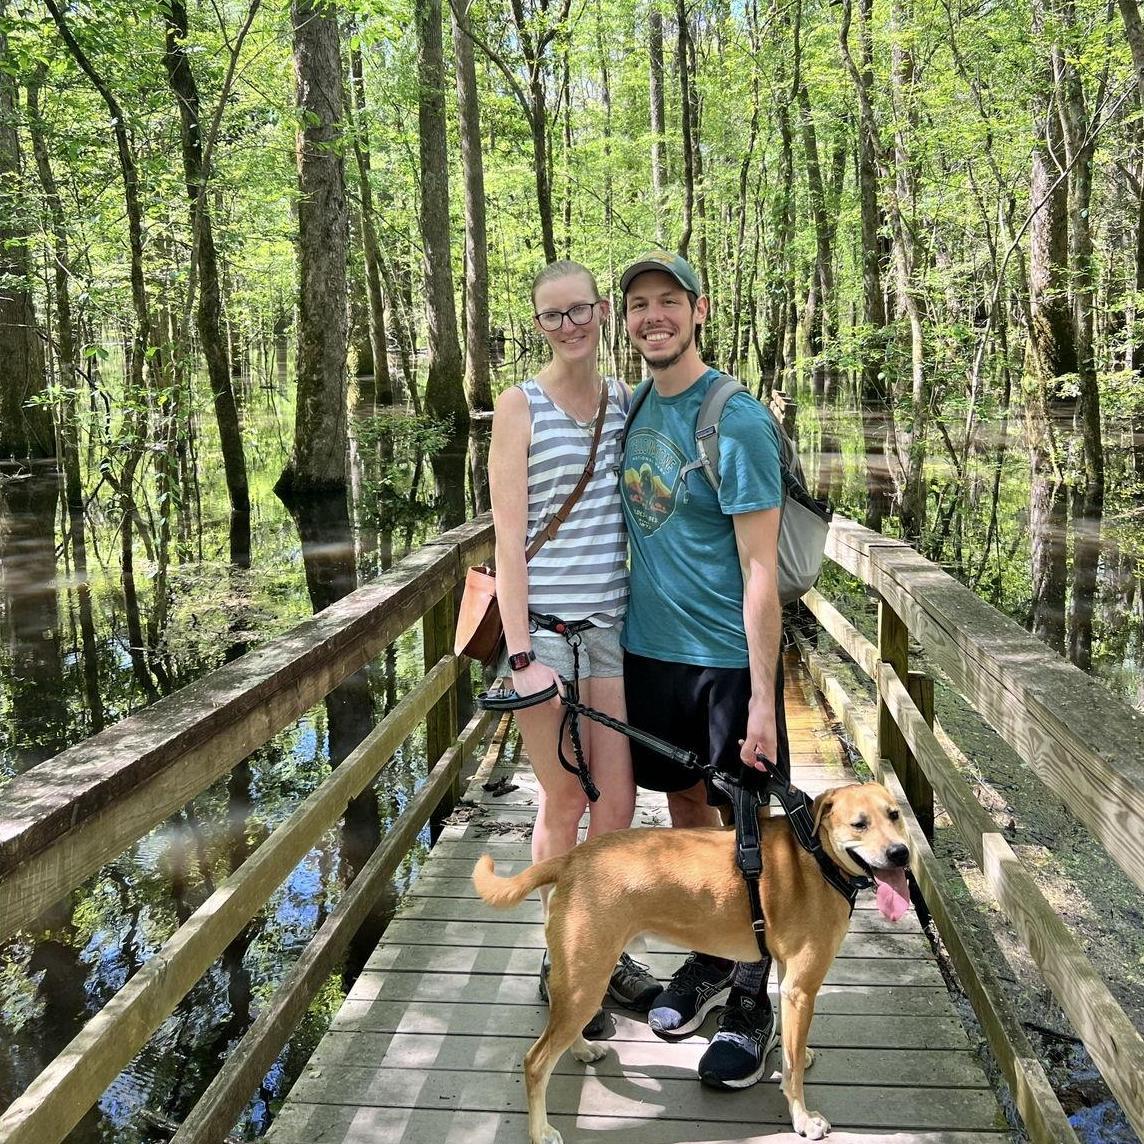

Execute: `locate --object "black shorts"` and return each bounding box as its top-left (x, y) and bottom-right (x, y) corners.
top-left (623, 650), bottom-right (791, 806)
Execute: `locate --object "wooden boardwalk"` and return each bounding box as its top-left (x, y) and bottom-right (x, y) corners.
top-left (268, 659), bottom-right (1012, 1143)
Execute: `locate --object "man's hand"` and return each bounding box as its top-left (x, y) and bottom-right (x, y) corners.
top-left (739, 693), bottom-right (778, 772)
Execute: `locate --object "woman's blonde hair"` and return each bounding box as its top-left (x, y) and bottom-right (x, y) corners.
top-left (531, 260), bottom-right (600, 307)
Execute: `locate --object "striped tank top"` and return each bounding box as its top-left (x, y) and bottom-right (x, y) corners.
top-left (521, 376), bottom-right (629, 624)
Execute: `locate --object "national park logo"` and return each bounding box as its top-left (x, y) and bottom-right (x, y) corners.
top-left (622, 428), bottom-right (686, 536)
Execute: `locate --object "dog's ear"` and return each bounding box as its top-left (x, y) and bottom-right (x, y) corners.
top-left (812, 793), bottom-right (833, 834)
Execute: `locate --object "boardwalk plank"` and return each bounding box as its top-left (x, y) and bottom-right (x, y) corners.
top-left (268, 656), bottom-right (1009, 1143)
top-left (269, 1104), bottom-right (1011, 1144)
top-left (357, 949), bottom-right (943, 987)
top-left (337, 976), bottom-right (953, 1016)
top-left (309, 1029), bottom-right (988, 1084)
top-left (311, 1006), bottom-right (974, 1049)
top-left (280, 1066), bottom-right (1005, 1130)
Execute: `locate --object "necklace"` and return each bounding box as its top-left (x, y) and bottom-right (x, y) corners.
top-left (540, 377), bottom-right (605, 427)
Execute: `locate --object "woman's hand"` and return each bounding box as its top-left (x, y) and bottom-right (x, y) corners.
top-left (510, 658), bottom-right (565, 708)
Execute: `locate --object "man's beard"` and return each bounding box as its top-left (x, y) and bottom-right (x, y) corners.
top-left (638, 325), bottom-right (694, 370)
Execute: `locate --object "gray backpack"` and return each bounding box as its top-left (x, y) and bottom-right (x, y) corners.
top-left (623, 373), bottom-right (832, 603)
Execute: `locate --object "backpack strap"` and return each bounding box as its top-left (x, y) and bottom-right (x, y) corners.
top-left (691, 374), bottom-right (748, 492)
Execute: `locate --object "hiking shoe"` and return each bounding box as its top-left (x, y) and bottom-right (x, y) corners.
top-left (647, 953), bottom-right (734, 1039)
top-left (697, 987), bottom-right (779, 1089)
top-left (539, 950), bottom-right (606, 1037)
top-left (607, 952), bottom-right (661, 1012)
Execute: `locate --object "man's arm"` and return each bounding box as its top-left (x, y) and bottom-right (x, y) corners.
top-left (732, 506), bottom-right (782, 770)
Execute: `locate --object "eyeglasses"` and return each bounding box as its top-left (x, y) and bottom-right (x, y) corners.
top-left (534, 301), bottom-right (599, 332)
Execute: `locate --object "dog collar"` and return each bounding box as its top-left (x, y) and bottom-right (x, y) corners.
top-left (771, 781), bottom-right (874, 910)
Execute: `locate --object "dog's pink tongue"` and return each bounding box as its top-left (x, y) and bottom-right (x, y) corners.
top-left (874, 869), bottom-right (910, 922)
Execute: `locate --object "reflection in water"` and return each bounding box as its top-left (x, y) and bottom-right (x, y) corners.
top-left (0, 472), bottom-right (68, 771)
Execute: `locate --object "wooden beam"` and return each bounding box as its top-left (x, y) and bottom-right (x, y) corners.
top-left (877, 596), bottom-right (909, 772)
top-left (824, 517), bottom-right (1144, 894)
top-left (794, 639), bottom-right (1082, 1144)
top-left (905, 671), bottom-right (935, 840)
top-left (0, 517), bottom-right (495, 939)
top-left (875, 661), bottom-right (1144, 1138)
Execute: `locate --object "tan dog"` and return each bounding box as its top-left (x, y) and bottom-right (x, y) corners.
top-left (472, 781), bottom-right (911, 1143)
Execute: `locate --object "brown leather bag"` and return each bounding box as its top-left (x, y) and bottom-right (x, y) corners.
top-left (454, 381), bottom-right (610, 666)
top-left (454, 563), bottom-right (503, 664)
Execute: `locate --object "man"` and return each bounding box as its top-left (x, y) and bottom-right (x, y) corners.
top-left (618, 251), bottom-right (791, 1090)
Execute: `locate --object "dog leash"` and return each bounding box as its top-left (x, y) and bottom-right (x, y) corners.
top-left (476, 683), bottom-right (872, 956)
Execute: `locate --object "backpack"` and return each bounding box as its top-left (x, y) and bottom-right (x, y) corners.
top-left (622, 373), bottom-right (832, 604)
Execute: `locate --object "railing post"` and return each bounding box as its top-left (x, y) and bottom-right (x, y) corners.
top-left (906, 670), bottom-right (936, 841)
top-left (423, 590), bottom-right (458, 779)
top-left (877, 596), bottom-right (910, 778)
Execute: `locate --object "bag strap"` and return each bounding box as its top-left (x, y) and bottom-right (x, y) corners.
top-left (685, 374), bottom-right (747, 493)
top-left (619, 378), bottom-right (652, 452)
top-left (524, 379), bottom-right (610, 562)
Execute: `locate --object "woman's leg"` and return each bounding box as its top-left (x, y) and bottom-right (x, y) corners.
top-left (579, 674), bottom-right (635, 837)
top-left (513, 700), bottom-right (589, 904)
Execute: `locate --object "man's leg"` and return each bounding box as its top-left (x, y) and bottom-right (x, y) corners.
top-left (624, 654), bottom-right (737, 1038)
top-left (697, 652), bottom-right (788, 1088)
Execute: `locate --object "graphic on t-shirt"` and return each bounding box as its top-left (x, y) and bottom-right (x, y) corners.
top-left (622, 428), bottom-right (687, 536)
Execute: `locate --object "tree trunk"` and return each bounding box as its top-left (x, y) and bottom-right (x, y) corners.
top-left (649, 8), bottom-right (668, 244)
top-left (417, 0), bottom-right (468, 433)
top-left (162, 0), bottom-right (251, 564)
top-left (889, 0), bottom-right (926, 540)
top-left (0, 13), bottom-right (52, 462)
top-left (452, 8), bottom-right (492, 412)
top-left (1054, 12), bottom-right (1104, 671)
top-left (561, 47), bottom-right (573, 257)
top-left (278, 0), bottom-right (349, 496)
top-left (1121, 28), bottom-right (1144, 481)
top-left (349, 39), bottom-right (395, 406)
top-left (774, 71), bottom-right (796, 392)
top-left (843, 0), bottom-right (888, 405)
top-left (677, 0), bottom-right (695, 257)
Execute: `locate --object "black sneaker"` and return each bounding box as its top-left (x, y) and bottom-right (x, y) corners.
top-left (607, 952), bottom-right (661, 1012)
top-left (539, 950), bottom-right (606, 1037)
top-left (697, 987), bottom-right (779, 1089)
top-left (647, 953), bottom-right (734, 1039)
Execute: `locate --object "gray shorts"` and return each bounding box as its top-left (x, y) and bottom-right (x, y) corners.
top-left (498, 622), bottom-right (624, 680)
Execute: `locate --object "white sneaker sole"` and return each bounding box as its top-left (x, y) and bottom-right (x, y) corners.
top-left (699, 1026), bottom-right (780, 1089)
top-left (648, 983), bottom-right (733, 1039)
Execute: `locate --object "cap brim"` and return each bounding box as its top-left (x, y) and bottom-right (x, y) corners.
top-left (620, 260), bottom-right (694, 294)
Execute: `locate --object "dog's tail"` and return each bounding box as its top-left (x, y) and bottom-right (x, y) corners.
top-left (472, 853), bottom-right (565, 909)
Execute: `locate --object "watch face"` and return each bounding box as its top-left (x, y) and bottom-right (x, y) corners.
top-left (509, 651), bottom-right (533, 670)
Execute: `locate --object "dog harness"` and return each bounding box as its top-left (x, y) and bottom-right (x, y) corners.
top-left (478, 683), bottom-right (873, 960)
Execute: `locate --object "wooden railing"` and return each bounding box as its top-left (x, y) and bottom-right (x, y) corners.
top-left (0, 517), bottom-right (499, 1144)
top-left (796, 517), bottom-right (1144, 1144)
top-left (3, 508), bottom-right (1141, 1144)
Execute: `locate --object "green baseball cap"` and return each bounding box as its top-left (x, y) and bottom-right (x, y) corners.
top-left (620, 250), bottom-right (703, 297)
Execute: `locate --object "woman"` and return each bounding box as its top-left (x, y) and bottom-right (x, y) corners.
top-left (488, 260), bottom-right (659, 1030)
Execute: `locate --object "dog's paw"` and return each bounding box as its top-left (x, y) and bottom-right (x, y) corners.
top-left (538, 1125), bottom-right (563, 1144)
top-left (795, 1109), bottom-right (831, 1139)
top-left (571, 1037), bottom-right (607, 1064)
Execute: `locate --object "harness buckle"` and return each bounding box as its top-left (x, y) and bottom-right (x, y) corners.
top-left (737, 841), bottom-right (763, 879)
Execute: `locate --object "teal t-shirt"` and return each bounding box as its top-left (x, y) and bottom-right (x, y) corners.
top-left (620, 369), bottom-right (782, 668)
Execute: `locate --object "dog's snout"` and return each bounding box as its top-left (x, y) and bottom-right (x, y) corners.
top-left (886, 842), bottom-right (909, 868)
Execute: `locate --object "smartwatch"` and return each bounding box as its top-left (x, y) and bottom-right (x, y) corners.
top-left (508, 649), bottom-right (536, 672)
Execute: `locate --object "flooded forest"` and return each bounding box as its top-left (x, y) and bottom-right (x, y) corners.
top-left (0, 0), bottom-right (1141, 1139)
